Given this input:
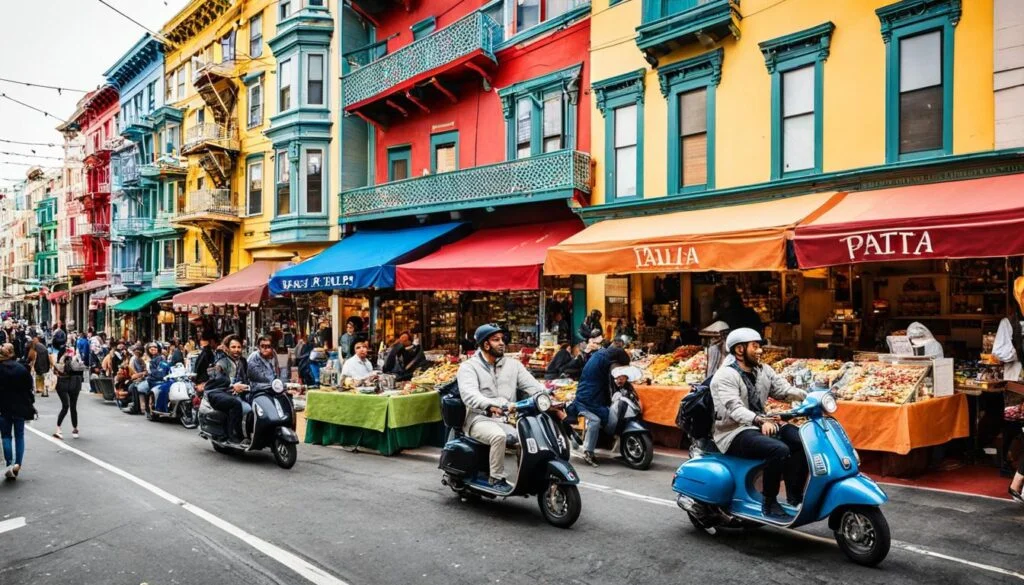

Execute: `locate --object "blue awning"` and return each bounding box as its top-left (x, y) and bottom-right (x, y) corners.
top-left (268, 223), bottom-right (466, 295)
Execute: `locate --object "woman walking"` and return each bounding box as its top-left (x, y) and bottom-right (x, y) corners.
top-left (0, 343), bottom-right (34, 479)
top-left (54, 348), bottom-right (86, 440)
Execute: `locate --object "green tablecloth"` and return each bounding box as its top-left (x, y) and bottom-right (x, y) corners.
top-left (304, 390), bottom-right (445, 455)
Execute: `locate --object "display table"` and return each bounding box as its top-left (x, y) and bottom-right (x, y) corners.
top-left (635, 384), bottom-right (691, 427)
top-left (831, 394), bottom-right (970, 455)
top-left (304, 390), bottom-right (445, 456)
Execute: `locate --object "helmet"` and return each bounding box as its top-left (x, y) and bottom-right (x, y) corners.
top-left (725, 328), bottom-right (762, 353)
top-left (145, 342), bottom-right (159, 352)
top-left (474, 324), bottom-right (504, 347)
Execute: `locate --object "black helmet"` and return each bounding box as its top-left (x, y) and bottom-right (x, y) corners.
top-left (474, 324), bottom-right (504, 347)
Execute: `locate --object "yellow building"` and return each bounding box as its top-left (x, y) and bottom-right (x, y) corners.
top-left (575, 0), bottom-right (1022, 350)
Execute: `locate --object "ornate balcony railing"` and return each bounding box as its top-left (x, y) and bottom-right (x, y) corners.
top-left (340, 150), bottom-right (592, 220)
top-left (175, 263), bottom-right (220, 284)
top-left (139, 152), bottom-right (188, 178)
top-left (68, 262), bottom-right (87, 275)
top-left (177, 189), bottom-right (239, 220)
top-left (153, 211), bottom-right (176, 231)
top-left (342, 11), bottom-right (502, 109)
top-left (112, 217), bottom-right (154, 236)
top-left (182, 123), bottom-right (239, 153)
top-left (78, 222), bottom-right (111, 238)
top-left (111, 269), bottom-right (150, 286)
top-left (118, 114), bottom-right (154, 137)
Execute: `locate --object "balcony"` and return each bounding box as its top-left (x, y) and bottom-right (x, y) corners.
top-left (139, 153), bottom-right (188, 178)
top-left (181, 123), bottom-right (239, 156)
top-left (340, 149), bottom-right (592, 222)
top-left (112, 217), bottom-right (154, 237)
top-left (68, 262), bottom-right (86, 277)
top-left (66, 199), bottom-right (85, 215)
top-left (79, 222), bottom-right (111, 239)
top-left (171, 189), bottom-right (240, 228)
top-left (342, 11), bottom-right (501, 122)
top-left (119, 114), bottom-right (154, 139)
top-left (119, 156), bottom-right (141, 187)
top-left (636, 0), bottom-right (740, 62)
top-left (174, 263), bottom-right (220, 286)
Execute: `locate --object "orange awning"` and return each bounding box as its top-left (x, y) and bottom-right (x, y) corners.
top-left (544, 192), bottom-right (842, 275)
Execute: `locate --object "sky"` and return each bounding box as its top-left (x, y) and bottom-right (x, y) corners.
top-left (0, 0), bottom-right (190, 190)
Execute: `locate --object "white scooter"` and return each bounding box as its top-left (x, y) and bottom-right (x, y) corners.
top-left (145, 364), bottom-right (198, 428)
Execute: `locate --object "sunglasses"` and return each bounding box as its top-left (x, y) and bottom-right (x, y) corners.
top-left (259, 344), bottom-right (273, 349)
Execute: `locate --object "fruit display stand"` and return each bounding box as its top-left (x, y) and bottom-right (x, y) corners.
top-left (304, 390), bottom-right (445, 456)
top-left (634, 384), bottom-right (690, 447)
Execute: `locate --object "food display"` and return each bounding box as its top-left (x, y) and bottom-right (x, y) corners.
top-left (831, 362), bottom-right (928, 404)
top-left (760, 346), bottom-right (792, 367)
top-left (772, 358), bottom-right (844, 389)
top-left (546, 379), bottom-right (578, 403)
top-left (650, 352), bottom-right (708, 386)
top-left (408, 362), bottom-right (459, 391)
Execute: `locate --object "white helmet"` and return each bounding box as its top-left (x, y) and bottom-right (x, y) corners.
top-left (725, 328), bottom-right (762, 353)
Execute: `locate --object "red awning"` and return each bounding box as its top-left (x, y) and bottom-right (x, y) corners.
top-left (47, 291), bottom-right (69, 302)
top-left (793, 174), bottom-right (1024, 268)
top-left (171, 261), bottom-right (282, 309)
top-left (71, 280), bottom-right (109, 294)
top-left (396, 221), bottom-right (583, 291)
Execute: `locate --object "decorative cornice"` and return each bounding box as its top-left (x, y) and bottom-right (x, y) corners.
top-left (759, 22), bottom-right (836, 73)
top-left (876, 0), bottom-right (961, 43)
top-left (498, 63), bottom-right (583, 119)
top-left (658, 48), bottom-right (723, 97)
top-left (592, 69), bottom-right (646, 117)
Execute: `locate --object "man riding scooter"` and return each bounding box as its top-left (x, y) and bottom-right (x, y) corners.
top-left (710, 328), bottom-right (807, 520)
top-left (206, 335), bottom-right (250, 444)
top-left (569, 345), bottom-right (631, 467)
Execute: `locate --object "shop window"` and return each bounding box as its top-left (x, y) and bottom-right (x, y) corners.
top-left (876, 0), bottom-right (958, 162)
top-left (387, 146), bottom-right (411, 181)
top-left (430, 131), bottom-right (458, 174)
top-left (276, 152), bottom-right (291, 215)
top-left (249, 12), bottom-right (263, 58)
top-left (306, 54), bottom-right (325, 106)
top-left (279, 58), bottom-right (292, 112)
top-left (499, 64), bottom-right (582, 160)
top-left (760, 22), bottom-right (833, 179)
top-left (247, 159), bottom-right (263, 216)
top-left (660, 49), bottom-right (721, 194)
top-left (594, 69), bottom-right (644, 201)
top-left (305, 149), bottom-right (323, 214)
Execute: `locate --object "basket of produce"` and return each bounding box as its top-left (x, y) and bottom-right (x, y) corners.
top-left (831, 362), bottom-right (928, 404)
top-left (772, 358), bottom-right (844, 388)
top-left (545, 379), bottom-right (578, 403)
top-left (409, 362), bottom-right (459, 392)
top-left (651, 352), bottom-right (708, 386)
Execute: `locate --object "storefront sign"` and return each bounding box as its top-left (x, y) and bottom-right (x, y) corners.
top-left (839, 231), bottom-right (934, 262)
top-left (276, 274), bottom-right (356, 292)
top-left (633, 245), bottom-right (700, 270)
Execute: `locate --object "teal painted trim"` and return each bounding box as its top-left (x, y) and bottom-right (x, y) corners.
top-left (635, 0), bottom-right (738, 56)
top-left (245, 152), bottom-right (266, 162)
top-left (597, 70), bottom-right (645, 202)
top-left (411, 16), bottom-right (436, 39)
top-left (761, 22), bottom-right (834, 180)
top-left (243, 70), bottom-right (265, 86)
top-left (497, 63), bottom-right (583, 104)
top-left (592, 69), bottom-right (645, 113)
top-left (499, 63), bottom-right (583, 160)
top-left (661, 49), bottom-right (722, 194)
top-left (269, 214), bottom-right (331, 244)
top-left (387, 145), bottom-right (411, 181)
top-left (495, 4), bottom-right (589, 51)
top-left (877, 0), bottom-right (960, 163)
top-left (429, 130), bottom-right (459, 173)
top-left (579, 147), bottom-right (1024, 221)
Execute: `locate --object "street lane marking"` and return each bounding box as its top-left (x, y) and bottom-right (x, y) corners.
top-left (579, 480), bottom-right (1024, 580)
top-left (0, 517), bottom-right (26, 535)
top-left (25, 426), bottom-right (350, 585)
top-left (876, 481), bottom-right (1010, 503)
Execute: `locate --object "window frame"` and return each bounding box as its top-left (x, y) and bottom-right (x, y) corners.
top-left (302, 146), bottom-right (327, 215)
top-left (279, 58), bottom-right (293, 112)
top-left (247, 80), bottom-right (263, 128)
top-left (498, 63), bottom-right (582, 160)
top-left (593, 69), bottom-right (645, 202)
top-left (759, 22), bottom-right (834, 180)
top-left (659, 48), bottom-right (722, 195)
top-left (411, 17), bottom-right (436, 40)
top-left (246, 157), bottom-right (264, 217)
top-left (249, 12), bottom-right (263, 58)
top-left (276, 151), bottom-right (292, 217)
top-left (429, 131), bottom-right (459, 174)
top-left (305, 53), bottom-right (326, 107)
top-left (387, 145), bottom-right (412, 182)
top-left (877, 0), bottom-right (958, 163)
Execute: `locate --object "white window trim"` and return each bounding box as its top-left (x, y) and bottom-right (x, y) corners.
top-left (246, 159), bottom-right (264, 217)
top-left (304, 52), bottom-right (327, 107)
top-left (300, 146), bottom-right (326, 215)
top-left (247, 82), bottom-right (263, 128)
top-left (279, 58), bottom-right (294, 113)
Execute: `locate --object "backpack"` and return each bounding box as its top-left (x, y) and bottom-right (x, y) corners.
top-left (676, 375), bottom-right (715, 439)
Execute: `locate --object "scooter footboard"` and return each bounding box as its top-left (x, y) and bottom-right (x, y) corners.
top-left (672, 457), bottom-right (735, 506)
top-left (816, 475), bottom-right (888, 526)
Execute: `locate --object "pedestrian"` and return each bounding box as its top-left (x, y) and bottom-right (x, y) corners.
top-left (53, 348), bottom-right (86, 440)
top-left (27, 335), bottom-right (51, 397)
top-left (0, 343), bottom-right (34, 479)
top-left (51, 322), bottom-right (67, 355)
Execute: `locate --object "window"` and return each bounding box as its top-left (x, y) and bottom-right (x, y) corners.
top-left (221, 30), bottom-right (236, 62)
top-left (277, 152), bottom-right (291, 215)
top-left (249, 13), bottom-right (263, 58)
top-left (877, 0), bottom-right (958, 161)
top-left (660, 49), bottom-right (721, 193)
top-left (165, 73), bottom-right (174, 101)
top-left (176, 239), bottom-right (184, 270)
top-left (542, 93), bottom-right (563, 153)
top-left (517, 0), bottom-right (539, 30)
top-left (516, 98), bottom-right (532, 158)
top-left (147, 81), bottom-right (157, 113)
top-left (760, 22), bottom-right (832, 178)
top-left (248, 82), bottom-right (263, 128)
top-left (309, 0), bottom-right (324, 6)
top-left (430, 132), bottom-right (458, 174)
top-left (387, 146), bottom-right (411, 181)
top-left (595, 69), bottom-right (644, 201)
top-left (411, 17), bottom-right (436, 40)
top-left (176, 67), bottom-right (185, 99)
top-left (197, 176), bottom-right (205, 192)
top-left (194, 240), bottom-right (200, 263)
top-left (279, 59), bottom-right (292, 112)
top-left (164, 124), bottom-right (180, 155)
top-left (513, 0), bottom-right (578, 33)
top-left (613, 104), bottom-right (638, 197)
top-left (197, 108), bottom-right (205, 125)
top-left (898, 31), bottom-right (942, 154)
top-left (247, 160), bottom-right (263, 216)
top-left (306, 54), bottom-right (324, 106)
top-left (499, 64), bottom-right (581, 160)
top-left (280, 1), bottom-right (291, 20)
top-left (162, 240), bottom-right (175, 271)
top-left (305, 149), bottom-right (323, 214)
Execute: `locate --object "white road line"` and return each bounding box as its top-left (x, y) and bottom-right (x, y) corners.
top-left (877, 481), bottom-right (1011, 503)
top-left (25, 426), bottom-right (350, 585)
top-left (895, 543), bottom-right (1024, 581)
top-left (0, 517), bottom-right (26, 535)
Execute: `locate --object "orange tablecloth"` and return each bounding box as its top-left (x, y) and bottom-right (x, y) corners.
top-left (831, 394), bottom-right (969, 455)
top-left (636, 384), bottom-right (691, 427)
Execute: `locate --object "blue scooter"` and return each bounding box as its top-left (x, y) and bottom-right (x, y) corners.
top-left (672, 391), bottom-right (891, 566)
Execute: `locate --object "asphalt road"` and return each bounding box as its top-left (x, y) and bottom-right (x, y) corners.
top-left (2, 391), bottom-right (1023, 585)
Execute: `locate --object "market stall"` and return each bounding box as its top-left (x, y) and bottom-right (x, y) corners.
top-left (110, 288), bottom-right (175, 342)
top-left (303, 390), bottom-right (445, 456)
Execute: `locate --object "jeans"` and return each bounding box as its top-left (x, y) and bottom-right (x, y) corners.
top-left (207, 390), bottom-right (244, 441)
top-left (57, 385), bottom-right (80, 428)
top-left (581, 407), bottom-right (619, 454)
top-left (727, 424), bottom-right (808, 502)
top-left (0, 415), bottom-right (26, 466)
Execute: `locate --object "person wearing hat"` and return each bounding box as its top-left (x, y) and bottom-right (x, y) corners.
top-left (710, 328), bottom-right (808, 521)
top-left (906, 322), bottom-right (944, 358)
top-left (609, 365), bottom-right (643, 433)
top-left (456, 324), bottom-right (546, 491)
top-left (995, 277), bottom-right (1024, 503)
top-left (0, 343), bottom-right (34, 479)
top-left (704, 321), bottom-right (732, 376)
top-left (571, 345), bottom-right (631, 467)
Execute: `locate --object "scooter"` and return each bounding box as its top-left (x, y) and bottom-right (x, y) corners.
top-left (672, 391), bottom-right (891, 567)
top-left (197, 379), bottom-right (300, 469)
top-left (439, 392), bottom-right (582, 528)
top-left (144, 364), bottom-right (198, 428)
top-left (568, 387), bottom-right (654, 470)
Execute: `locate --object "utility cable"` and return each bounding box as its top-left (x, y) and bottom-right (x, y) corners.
top-left (0, 151), bottom-right (65, 161)
top-left (0, 94), bottom-right (67, 123)
top-left (0, 77), bottom-right (88, 94)
top-left (0, 138), bottom-right (62, 148)
top-left (95, 0), bottom-right (165, 39)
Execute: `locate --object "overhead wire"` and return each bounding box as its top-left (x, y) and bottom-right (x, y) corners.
top-left (0, 77), bottom-right (89, 94)
top-left (94, 0), bottom-right (166, 39)
top-left (0, 94), bottom-right (68, 123)
top-left (0, 138), bottom-right (63, 148)
top-left (0, 151), bottom-right (66, 161)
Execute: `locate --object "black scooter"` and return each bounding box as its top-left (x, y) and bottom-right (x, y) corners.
top-left (197, 379), bottom-right (300, 469)
top-left (439, 392), bottom-right (583, 528)
top-left (568, 386), bottom-right (654, 470)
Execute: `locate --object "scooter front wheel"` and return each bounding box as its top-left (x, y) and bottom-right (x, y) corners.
top-left (273, 438), bottom-right (297, 469)
top-left (538, 482), bottom-right (581, 529)
top-left (833, 506), bottom-right (891, 567)
top-left (620, 433), bottom-right (654, 470)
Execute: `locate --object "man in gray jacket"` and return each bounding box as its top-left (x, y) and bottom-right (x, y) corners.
top-left (456, 324), bottom-right (545, 491)
top-left (710, 328), bottom-right (807, 521)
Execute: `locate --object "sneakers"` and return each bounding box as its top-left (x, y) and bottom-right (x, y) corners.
top-left (583, 452), bottom-right (599, 468)
top-left (488, 477), bottom-right (512, 492)
top-left (53, 429), bottom-right (63, 440)
top-left (12, 464), bottom-right (20, 478)
top-left (1009, 487), bottom-right (1024, 505)
top-left (72, 429), bottom-right (79, 439)
top-left (762, 500), bottom-right (792, 521)
top-left (3, 466), bottom-right (14, 480)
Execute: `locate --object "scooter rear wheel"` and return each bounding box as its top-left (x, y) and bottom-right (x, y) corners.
top-left (620, 434), bottom-right (654, 470)
top-left (833, 506), bottom-right (891, 567)
top-left (538, 482), bottom-right (581, 529)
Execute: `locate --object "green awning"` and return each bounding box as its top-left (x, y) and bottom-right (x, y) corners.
top-left (110, 288), bottom-right (174, 312)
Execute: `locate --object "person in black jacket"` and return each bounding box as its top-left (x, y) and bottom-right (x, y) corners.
top-left (545, 342), bottom-right (586, 380)
top-left (0, 343), bottom-right (34, 479)
top-left (577, 310), bottom-right (603, 343)
top-left (192, 333), bottom-right (218, 388)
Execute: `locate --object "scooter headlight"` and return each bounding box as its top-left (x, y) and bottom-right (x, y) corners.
top-left (820, 393), bottom-right (838, 414)
top-left (535, 393), bottom-right (552, 412)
